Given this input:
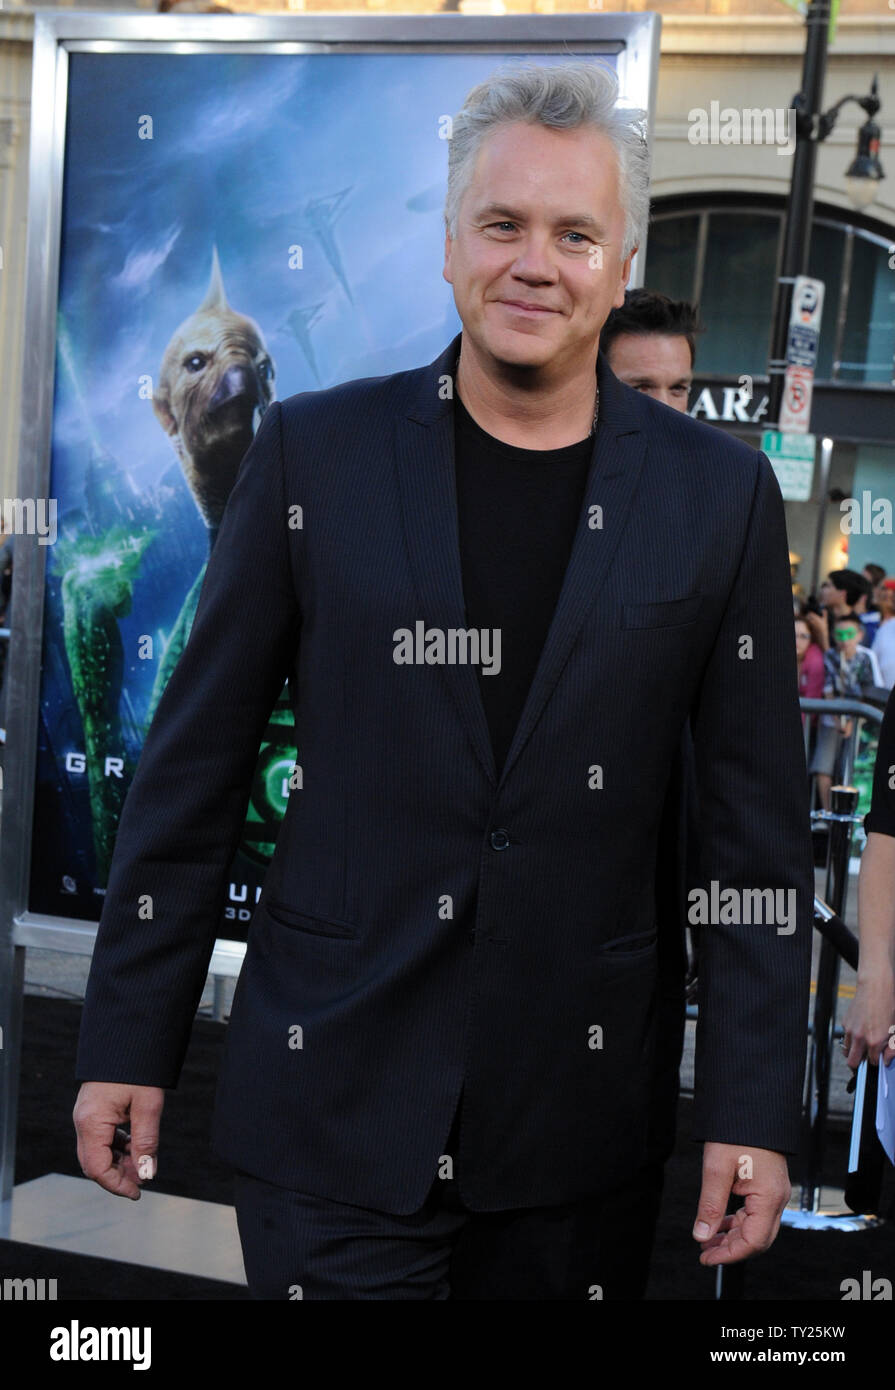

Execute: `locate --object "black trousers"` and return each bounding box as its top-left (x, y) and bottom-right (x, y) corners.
top-left (232, 1104), bottom-right (666, 1300)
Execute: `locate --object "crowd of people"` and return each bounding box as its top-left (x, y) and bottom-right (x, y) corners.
top-left (796, 566), bottom-right (892, 810)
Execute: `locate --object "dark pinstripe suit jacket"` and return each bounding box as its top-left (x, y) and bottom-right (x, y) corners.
top-left (76, 331), bottom-right (814, 1214)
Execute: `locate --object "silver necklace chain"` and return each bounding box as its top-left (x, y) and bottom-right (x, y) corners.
top-left (455, 351), bottom-right (600, 437)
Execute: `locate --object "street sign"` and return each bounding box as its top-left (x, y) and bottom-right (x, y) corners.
top-left (779, 276), bottom-right (824, 432)
top-left (791, 275), bottom-right (824, 333)
top-left (779, 364), bottom-right (814, 431)
top-left (761, 429), bottom-right (816, 501)
top-left (787, 322), bottom-right (819, 369)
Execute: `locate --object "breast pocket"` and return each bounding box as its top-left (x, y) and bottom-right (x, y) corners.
top-left (622, 595), bottom-right (703, 630)
top-left (595, 927), bottom-right (658, 960)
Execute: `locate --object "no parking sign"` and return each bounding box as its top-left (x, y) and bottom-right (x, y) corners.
top-left (779, 276), bottom-right (824, 433)
top-left (779, 364), bottom-right (814, 431)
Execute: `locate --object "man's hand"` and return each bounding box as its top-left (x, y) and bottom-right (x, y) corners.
top-left (73, 1082), bottom-right (165, 1201)
top-left (692, 1142), bottom-right (791, 1265)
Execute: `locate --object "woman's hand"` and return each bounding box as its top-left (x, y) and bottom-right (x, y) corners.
top-left (848, 833), bottom-right (895, 1068)
top-left (843, 966), bottom-right (895, 1067)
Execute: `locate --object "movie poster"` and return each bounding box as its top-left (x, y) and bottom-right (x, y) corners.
top-left (29, 46), bottom-right (621, 936)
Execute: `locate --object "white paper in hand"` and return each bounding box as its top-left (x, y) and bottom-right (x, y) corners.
top-left (876, 1054), bottom-right (895, 1164)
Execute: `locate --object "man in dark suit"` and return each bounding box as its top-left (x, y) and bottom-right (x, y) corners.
top-left (74, 60), bottom-right (814, 1299)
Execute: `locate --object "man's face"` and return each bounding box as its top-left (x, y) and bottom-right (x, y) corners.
top-left (820, 577), bottom-right (846, 610)
top-left (443, 121), bottom-right (635, 376)
top-left (605, 331), bottom-right (693, 412)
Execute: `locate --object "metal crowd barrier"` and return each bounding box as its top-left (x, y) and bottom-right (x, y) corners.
top-left (789, 693), bottom-right (886, 1235)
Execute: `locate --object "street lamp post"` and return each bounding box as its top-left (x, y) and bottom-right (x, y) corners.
top-left (766, 0), bottom-right (884, 427)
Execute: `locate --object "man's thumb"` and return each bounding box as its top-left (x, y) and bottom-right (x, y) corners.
top-left (129, 1090), bottom-right (163, 1181)
top-left (693, 1168), bottom-right (730, 1241)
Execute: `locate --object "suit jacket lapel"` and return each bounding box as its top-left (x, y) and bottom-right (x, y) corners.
top-left (393, 334), bottom-right (497, 783)
top-left (392, 333), bottom-right (649, 791)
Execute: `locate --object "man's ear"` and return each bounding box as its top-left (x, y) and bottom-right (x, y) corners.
top-left (613, 244), bottom-right (638, 308)
top-left (443, 225), bottom-right (454, 287)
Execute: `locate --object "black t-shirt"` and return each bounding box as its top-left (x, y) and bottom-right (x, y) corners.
top-left (864, 683), bottom-right (895, 838)
top-left (453, 391), bottom-right (594, 778)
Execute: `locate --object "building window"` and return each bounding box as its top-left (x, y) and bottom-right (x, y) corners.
top-left (838, 231), bottom-right (895, 384)
top-left (647, 198), bottom-right (895, 386)
top-left (698, 210), bottom-right (779, 378)
top-left (643, 213), bottom-right (700, 304)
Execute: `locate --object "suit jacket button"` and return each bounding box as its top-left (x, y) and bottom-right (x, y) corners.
top-left (468, 928), bottom-right (475, 943)
top-left (490, 828), bottom-right (510, 850)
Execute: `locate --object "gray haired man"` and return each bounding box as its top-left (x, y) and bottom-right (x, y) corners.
top-left (75, 60), bottom-right (813, 1300)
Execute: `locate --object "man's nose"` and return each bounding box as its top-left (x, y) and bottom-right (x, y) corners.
top-left (510, 238), bottom-right (559, 281)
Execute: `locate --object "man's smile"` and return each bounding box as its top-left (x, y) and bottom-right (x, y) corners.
top-left (496, 299), bottom-right (561, 315)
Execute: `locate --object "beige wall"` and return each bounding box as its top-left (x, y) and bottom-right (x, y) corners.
top-left (0, 8), bottom-right (892, 498)
top-left (652, 19), bottom-right (895, 228)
